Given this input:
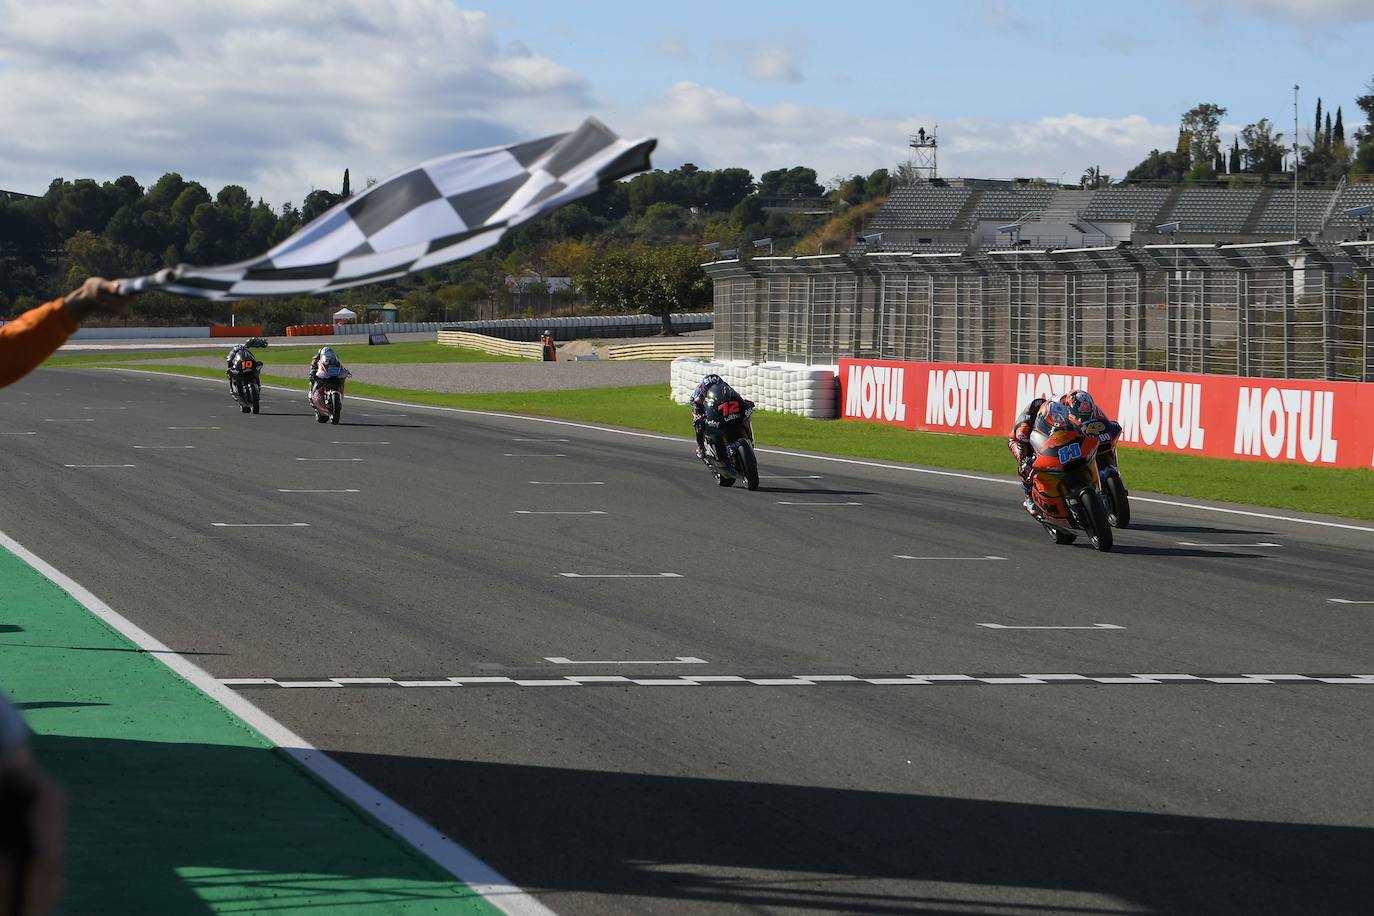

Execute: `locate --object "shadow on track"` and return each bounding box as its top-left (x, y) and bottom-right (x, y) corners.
top-left (1110, 545), bottom-right (1268, 559)
top-left (1130, 523), bottom-right (1274, 536)
top-left (757, 487), bottom-right (876, 496)
top-left (3, 642), bottom-right (229, 656)
top-left (328, 753), bottom-right (1374, 915)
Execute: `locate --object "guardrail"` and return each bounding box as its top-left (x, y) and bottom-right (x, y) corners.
top-left (437, 330), bottom-right (542, 359)
top-left (606, 339), bottom-right (714, 360)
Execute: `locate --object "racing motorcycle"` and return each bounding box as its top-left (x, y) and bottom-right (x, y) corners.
top-left (699, 388), bottom-right (759, 490)
top-left (227, 350), bottom-right (261, 414)
top-left (1026, 411), bottom-right (1114, 551)
top-left (309, 366), bottom-right (348, 425)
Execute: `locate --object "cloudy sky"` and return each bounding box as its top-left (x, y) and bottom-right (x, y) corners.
top-left (2, 0), bottom-right (1373, 205)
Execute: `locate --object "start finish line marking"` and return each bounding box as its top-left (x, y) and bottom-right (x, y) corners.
top-left (222, 672), bottom-right (1374, 690)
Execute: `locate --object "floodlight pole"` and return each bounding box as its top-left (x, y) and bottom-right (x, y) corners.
top-left (1293, 84), bottom-right (1300, 240)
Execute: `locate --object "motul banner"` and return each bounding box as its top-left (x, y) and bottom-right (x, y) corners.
top-left (839, 358), bottom-right (1374, 469)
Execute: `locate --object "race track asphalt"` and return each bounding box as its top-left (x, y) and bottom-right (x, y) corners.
top-left (2, 367), bottom-right (1372, 916)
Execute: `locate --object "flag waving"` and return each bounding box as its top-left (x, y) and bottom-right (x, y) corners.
top-left (119, 118), bottom-right (654, 299)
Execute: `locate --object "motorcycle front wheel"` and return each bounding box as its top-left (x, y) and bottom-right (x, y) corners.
top-left (328, 390), bottom-right (342, 425)
top-left (736, 440), bottom-right (759, 491)
top-left (1077, 489), bottom-right (1114, 552)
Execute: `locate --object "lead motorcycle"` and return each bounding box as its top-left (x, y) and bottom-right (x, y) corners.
top-left (309, 365), bottom-right (349, 425)
top-left (1094, 432), bottom-right (1130, 528)
top-left (1025, 404), bottom-right (1113, 551)
top-left (699, 387), bottom-right (759, 490)
top-left (227, 349), bottom-right (261, 414)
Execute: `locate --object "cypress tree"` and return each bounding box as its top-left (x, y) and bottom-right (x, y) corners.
top-left (342, 169), bottom-right (351, 198)
top-left (1325, 112), bottom-right (1333, 148)
top-left (1230, 137), bottom-right (1242, 174)
top-left (1335, 107), bottom-right (1345, 146)
top-left (1314, 98), bottom-right (1323, 148)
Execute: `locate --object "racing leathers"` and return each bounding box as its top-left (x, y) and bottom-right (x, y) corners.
top-left (225, 343), bottom-right (258, 396)
top-left (691, 377), bottom-right (753, 460)
top-left (307, 347), bottom-right (351, 400)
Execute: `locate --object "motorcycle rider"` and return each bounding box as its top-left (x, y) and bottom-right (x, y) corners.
top-left (307, 345), bottom-right (351, 403)
top-left (1060, 389), bottom-right (1122, 471)
top-left (690, 373), bottom-right (754, 460)
top-left (224, 341), bottom-right (260, 397)
top-left (1007, 395), bottom-right (1055, 513)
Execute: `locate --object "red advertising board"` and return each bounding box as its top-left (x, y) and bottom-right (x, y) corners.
top-left (839, 358), bottom-right (1374, 469)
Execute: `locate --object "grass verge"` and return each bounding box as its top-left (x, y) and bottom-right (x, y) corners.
top-left (45, 340), bottom-right (518, 368)
top-left (84, 363), bottom-right (1374, 520)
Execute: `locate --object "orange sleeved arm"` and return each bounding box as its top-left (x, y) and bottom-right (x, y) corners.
top-left (0, 298), bottom-right (79, 388)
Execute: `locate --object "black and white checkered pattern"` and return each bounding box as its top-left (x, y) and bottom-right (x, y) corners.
top-left (119, 118), bottom-right (655, 300)
top-left (222, 673), bottom-right (1374, 689)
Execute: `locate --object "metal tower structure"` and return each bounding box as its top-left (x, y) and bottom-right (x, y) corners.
top-left (908, 126), bottom-right (938, 183)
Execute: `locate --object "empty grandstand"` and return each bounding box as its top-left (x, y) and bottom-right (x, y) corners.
top-left (860, 182), bottom-right (1373, 254)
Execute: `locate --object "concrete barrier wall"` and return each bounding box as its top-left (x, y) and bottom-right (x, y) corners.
top-left (446, 313), bottom-right (712, 342)
top-left (670, 357), bottom-right (839, 419)
top-left (334, 322), bottom-right (446, 336)
top-left (69, 326), bottom-right (212, 340)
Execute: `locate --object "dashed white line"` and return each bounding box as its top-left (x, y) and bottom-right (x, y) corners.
top-left (64, 464), bottom-right (136, 468)
top-left (44, 418), bottom-right (94, 422)
top-left (978, 623), bottom-right (1125, 630)
top-left (167, 426), bottom-right (221, 430)
top-left (277, 489), bottom-right (361, 493)
top-left (504, 453), bottom-right (566, 457)
top-left (1328, 598), bottom-right (1374, 604)
top-left (512, 438), bottom-right (570, 442)
top-left (528, 481), bottom-right (604, 485)
top-left (330, 441), bottom-right (390, 445)
top-left (896, 555), bottom-right (1006, 561)
top-left (776, 501), bottom-right (863, 506)
top-left (761, 475), bottom-right (823, 480)
top-left (1177, 541), bottom-right (1282, 548)
top-left (0, 432), bottom-right (37, 436)
top-left (295, 457), bottom-right (363, 462)
top-left (559, 572), bottom-right (683, 578)
top-left (513, 510), bottom-right (606, 515)
top-left (212, 522), bottom-right (311, 528)
top-left (133, 445), bottom-right (195, 449)
top-left (545, 656), bottom-right (707, 665)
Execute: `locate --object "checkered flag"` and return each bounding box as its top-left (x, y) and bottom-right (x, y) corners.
top-left (118, 118), bottom-right (655, 299)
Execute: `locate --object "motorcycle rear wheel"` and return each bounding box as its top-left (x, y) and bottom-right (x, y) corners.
top-left (1103, 474), bottom-right (1130, 528)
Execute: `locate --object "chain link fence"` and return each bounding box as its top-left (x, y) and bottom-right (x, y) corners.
top-left (705, 241), bottom-right (1374, 382)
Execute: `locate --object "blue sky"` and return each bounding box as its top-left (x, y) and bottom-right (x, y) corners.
top-left (2, 0), bottom-right (1372, 203)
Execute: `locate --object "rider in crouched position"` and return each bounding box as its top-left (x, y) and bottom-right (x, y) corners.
top-left (1059, 389), bottom-right (1122, 474)
top-left (307, 345), bottom-right (351, 401)
top-left (690, 373), bottom-right (754, 460)
top-left (225, 342), bottom-right (259, 397)
top-left (1007, 396), bottom-right (1052, 512)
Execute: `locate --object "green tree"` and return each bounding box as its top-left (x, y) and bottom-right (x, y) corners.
top-left (578, 244), bottom-right (710, 335)
top-left (758, 167), bottom-right (822, 198)
top-left (1241, 119), bottom-right (1285, 183)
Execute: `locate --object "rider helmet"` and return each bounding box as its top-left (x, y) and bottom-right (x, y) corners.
top-left (1061, 389), bottom-right (1097, 423)
top-left (1042, 400), bottom-right (1076, 431)
top-left (320, 346), bottom-right (338, 365)
top-left (700, 373), bottom-right (724, 389)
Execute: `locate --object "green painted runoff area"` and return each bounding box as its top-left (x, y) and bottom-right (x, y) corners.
top-left (84, 364), bottom-right (1374, 520)
top-left (0, 544), bottom-right (497, 915)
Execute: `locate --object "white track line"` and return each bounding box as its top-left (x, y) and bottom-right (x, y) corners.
top-left (895, 555), bottom-right (1006, 561)
top-left (1329, 598), bottom-right (1374, 604)
top-left (168, 426), bottom-right (221, 430)
top-left (978, 623), bottom-right (1125, 630)
top-left (295, 457), bottom-right (363, 462)
top-left (278, 489), bottom-right (361, 493)
top-left (559, 572), bottom-right (682, 578)
top-left (1177, 541), bottom-right (1282, 548)
top-left (513, 510), bottom-right (606, 515)
top-left (64, 464), bottom-right (136, 469)
top-left (776, 501), bottom-right (863, 506)
top-left (528, 481), bottom-right (604, 485)
top-left (106, 369), bottom-right (1374, 534)
top-left (0, 432), bottom-right (37, 436)
top-left (213, 523), bottom-right (311, 528)
top-left (133, 445), bottom-right (195, 449)
top-left (0, 526), bottom-right (553, 916)
top-left (545, 656), bottom-right (707, 665)
top-left (504, 453), bottom-right (566, 457)
top-left (330, 441), bottom-right (390, 445)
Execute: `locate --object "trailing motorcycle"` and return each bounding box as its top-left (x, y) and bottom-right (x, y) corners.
top-left (310, 366), bottom-right (348, 425)
top-left (1095, 434), bottom-right (1130, 528)
top-left (227, 350), bottom-right (261, 414)
top-left (1026, 409), bottom-right (1114, 551)
top-left (699, 388), bottom-right (759, 490)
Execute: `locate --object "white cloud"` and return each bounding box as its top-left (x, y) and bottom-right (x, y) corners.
top-left (656, 35), bottom-right (690, 60)
top-left (744, 45), bottom-right (802, 83)
top-left (0, 0), bottom-right (591, 204)
top-left (619, 82), bottom-right (1179, 186)
top-left (1222, 0), bottom-right (1374, 21)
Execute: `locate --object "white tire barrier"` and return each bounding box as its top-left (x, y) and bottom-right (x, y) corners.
top-left (670, 357), bottom-right (839, 419)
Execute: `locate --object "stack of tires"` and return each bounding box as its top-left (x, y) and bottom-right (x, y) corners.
top-left (670, 357), bottom-right (838, 419)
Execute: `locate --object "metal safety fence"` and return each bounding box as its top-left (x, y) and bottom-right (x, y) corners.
top-left (705, 240), bottom-right (1374, 382)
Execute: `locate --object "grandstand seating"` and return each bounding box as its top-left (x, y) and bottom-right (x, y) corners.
top-left (1253, 189), bottom-right (1336, 236)
top-left (1327, 184), bottom-right (1374, 232)
top-left (966, 188), bottom-right (1056, 225)
top-left (1163, 188), bottom-right (1261, 232)
top-left (868, 187), bottom-right (973, 230)
top-left (1080, 187), bottom-right (1171, 226)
